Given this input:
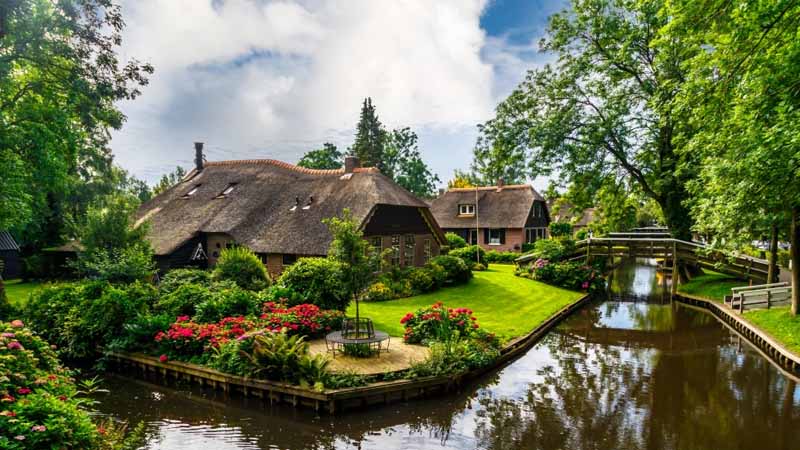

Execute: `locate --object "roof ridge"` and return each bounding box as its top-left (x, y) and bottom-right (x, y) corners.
top-left (204, 159), bottom-right (380, 175)
top-left (446, 184), bottom-right (532, 192)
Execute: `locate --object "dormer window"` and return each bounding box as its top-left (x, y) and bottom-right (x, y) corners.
top-left (183, 184), bottom-right (201, 198)
top-left (459, 204), bottom-right (475, 216)
top-left (216, 183), bottom-right (237, 198)
top-left (533, 202), bottom-right (542, 218)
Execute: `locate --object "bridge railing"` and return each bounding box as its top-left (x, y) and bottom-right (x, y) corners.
top-left (516, 236), bottom-right (770, 283)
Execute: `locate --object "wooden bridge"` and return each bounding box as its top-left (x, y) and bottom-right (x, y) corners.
top-left (517, 231), bottom-right (771, 289)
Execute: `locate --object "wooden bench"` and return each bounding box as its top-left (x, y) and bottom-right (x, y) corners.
top-left (724, 282), bottom-right (792, 313)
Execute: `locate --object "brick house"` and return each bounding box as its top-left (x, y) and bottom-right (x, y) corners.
top-left (135, 144), bottom-right (446, 278)
top-left (429, 182), bottom-right (550, 252)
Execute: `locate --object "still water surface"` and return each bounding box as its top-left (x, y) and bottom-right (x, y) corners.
top-left (94, 260), bottom-right (800, 449)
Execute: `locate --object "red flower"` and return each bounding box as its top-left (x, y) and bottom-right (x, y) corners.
top-left (159, 354), bottom-right (168, 363)
top-left (17, 388), bottom-right (31, 395)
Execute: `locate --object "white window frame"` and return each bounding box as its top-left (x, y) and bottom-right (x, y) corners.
top-left (423, 239), bottom-right (432, 263)
top-left (403, 234), bottom-right (415, 267)
top-left (488, 229), bottom-right (503, 246)
top-left (459, 204), bottom-right (475, 215)
top-left (390, 235), bottom-right (401, 266)
top-left (525, 227), bottom-right (548, 243)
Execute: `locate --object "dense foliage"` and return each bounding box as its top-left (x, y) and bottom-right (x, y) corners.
top-left (444, 232), bottom-right (467, 250)
top-left (429, 256), bottom-right (473, 285)
top-left (0, 320), bottom-right (142, 449)
top-left (448, 245), bottom-right (486, 265)
top-left (277, 258), bottom-right (348, 310)
top-left (548, 222), bottom-right (572, 238)
top-left (211, 247), bottom-right (270, 291)
top-left (296, 143), bottom-right (342, 170)
top-left (520, 259), bottom-right (605, 293)
top-left (1, 0), bottom-right (152, 249)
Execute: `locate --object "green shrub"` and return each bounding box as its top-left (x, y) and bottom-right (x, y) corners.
top-left (525, 259), bottom-right (605, 292)
top-left (575, 229), bottom-right (589, 240)
top-left (521, 242), bottom-right (536, 253)
top-left (108, 313), bottom-right (174, 354)
top-left (407, 267), bottom-right (436, 293)
top-left (429, 255), bottom-right (472, 285)
top-left (424, 262), bottom-right (447, 288)
top-left (342, 343), bottom-right (375, 358)
top-left (363, 282), bottom-right (394, 302)
top-left (159, 268), bottom-right (212, 295)
top-left (472, 262), bottom-right (487, 271)
top-left (24, 281), bottom-right (154, 359)
top-left (549, 221), bottom-right (573, 237)
top-left (484, 250), bottom-right (518, 264)
top-left (445, 232), bottom-right (467, 250)
top-left (778, 249), bottom-right (790, 268)
top-left (155, 283), bottom-right (214, 319)
top-left (73, 244), bottom-right (156, 284)
top-left (448, 245), bottom-right (486, 265)
top-left (240, 332), bottom-right (329, 387)
top-left (277, 258), bottom-right (349, 311)
top-left (194, 286), bottom-right (261, 323)
top-left (208, 338), bottom-right (256, 376)
top-left (212, 247), bottom-right (270, 291)
top-left (407, 337), bottom-right (500, 378)
top-left (526, 239), bottom-right (572, 262)
top-left (0, 286), bottom-right (13, 321)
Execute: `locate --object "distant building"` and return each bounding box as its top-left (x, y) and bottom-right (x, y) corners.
top-left (0, 231), bottom-right (21, 280)
top-left (429, 181), bottom-right (550, 252)
top-left (135, 144), bottom-right (446, 277)
top-left (548, 200), bottom-right (596, 231)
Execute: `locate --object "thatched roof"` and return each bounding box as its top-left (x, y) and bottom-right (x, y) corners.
top-left (549, 200), bottom-right (595, 227)
top-left (429, 185), bottom-right (546, 229)
top-left (136, 159), bottom-right (442, 256)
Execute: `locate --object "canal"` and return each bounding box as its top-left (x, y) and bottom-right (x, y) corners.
top-left (92, 260), bottom-right (800, 449)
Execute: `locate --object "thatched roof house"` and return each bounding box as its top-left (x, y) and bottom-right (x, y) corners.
top-left (429, 181), bottom-right (550, 252)
top-left (136, 145), bottom-right (445, 276)
top-left (548, 200), bottom-right (596, 230)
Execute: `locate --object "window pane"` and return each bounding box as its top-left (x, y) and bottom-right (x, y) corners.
top-left (391, 235), bottom-right (401, 266)
top-left (404, 234), bottom-right (415, 266)
top-left (423, 239), bottom-right (431, 263)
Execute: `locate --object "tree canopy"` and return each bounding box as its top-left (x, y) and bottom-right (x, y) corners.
top-left (296, 143), bottom-right (342, 170)
top-left (0, 0), bottom-right (152, 248)
top-left (474, 0), bottom-right (697, 239)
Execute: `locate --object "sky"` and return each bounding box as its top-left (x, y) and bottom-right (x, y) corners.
top-left (111, 0), bottom-right (567, 189)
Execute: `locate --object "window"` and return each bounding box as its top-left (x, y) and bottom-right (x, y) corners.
top-left (390, 235), bottom-right (401, 266)
top-left (458, 204), bottom-right (475, 215)
top-left (488, 229), bottom-right (504, 245)
top-left (282, 254), bottom-right (297, 266)
top-left (369, 236), bottom-right (382, 270)
top-left (533, 202), bottom-right (542, 218)
top-left (217, 183), bottom-right (237, 198)
top-left (403, 234), bottom-right (415, 266)
top-left (423, 239), bottom-right (432, 263)
top-left (468, 229), bottom-right (478, 245)
top-left (183, 184), bottom-right (201, 198)
top-left (525, 227), bottom-right (548, 243)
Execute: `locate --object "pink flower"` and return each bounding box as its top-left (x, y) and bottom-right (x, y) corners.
top-left (14, 435), bottom-right (25, 441)
top-left (31, 425), bottom-right (46, 432)
top-left (17, 387), bottom-right (31, 395)
top-left (159, 354), bottom-right (168, 363)
top-left (10, 320), bottom-right (24, 328)
top-left (2, 332), bottom-right (15, 338)
top-left (176, 315), bottom-right (190, 322)
top-left (581, 281), bottom-right (589, 290)
top-left (7, 341), bottom-right (22, 350)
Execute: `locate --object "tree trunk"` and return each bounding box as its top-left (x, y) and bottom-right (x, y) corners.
top-left (791, 206), bottom-right (799, 316)
top-left (768, 223), bottom-right (779, 283)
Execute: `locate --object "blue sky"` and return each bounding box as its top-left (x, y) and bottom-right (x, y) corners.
top-left (111, 0), bottom-right (567, 189)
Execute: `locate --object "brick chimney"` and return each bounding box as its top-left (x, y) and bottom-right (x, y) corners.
top-left (344, 155), bottom-right (360, 174)
top-left (194, 142), bottom-right (204, 171)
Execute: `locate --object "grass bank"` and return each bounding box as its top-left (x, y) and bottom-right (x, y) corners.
top-left (348, 264), bottom-right (585, 341)
top-left (677, 270), bottom-right (744, 303)
top-left (744, 307), bottom-right (800, 356)
top-left (4, 279), bottom-right (43, 307)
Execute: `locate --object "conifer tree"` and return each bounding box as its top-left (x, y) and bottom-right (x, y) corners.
top-left (351, 98), bottom-right (386, 173)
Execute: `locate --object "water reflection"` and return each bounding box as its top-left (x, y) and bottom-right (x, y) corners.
top-left (93, 260), bottom-right (799, 449)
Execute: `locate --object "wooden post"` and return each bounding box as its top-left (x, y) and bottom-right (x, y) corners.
top-left (671, 240), bottom-right (678, 295)
top-left (767, 290), bottom-right (771, 309)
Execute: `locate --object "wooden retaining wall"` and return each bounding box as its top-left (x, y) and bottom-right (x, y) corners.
top-left (109, 293), bottom-right (593, 414)
top-left (675, 293), bottom-right (800, 376)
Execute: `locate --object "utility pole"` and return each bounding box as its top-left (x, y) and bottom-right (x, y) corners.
top-left (475, 185), bottom-right (480, 265)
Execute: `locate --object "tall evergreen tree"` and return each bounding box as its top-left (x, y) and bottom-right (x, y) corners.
top-left (351, 98), bottom-right (387, 174)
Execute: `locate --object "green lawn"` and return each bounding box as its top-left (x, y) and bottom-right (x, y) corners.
top-left (677, 270), bottom-right (745, 303)
top-left (347, 264), bottom-right (585, 341)
top-left (3, 280), bottom-right (43, 307)
top-left (744, 307), bottom-right (800, 355)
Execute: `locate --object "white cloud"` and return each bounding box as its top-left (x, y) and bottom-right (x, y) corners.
top-left (111, 0), bottom-right (548, 186)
